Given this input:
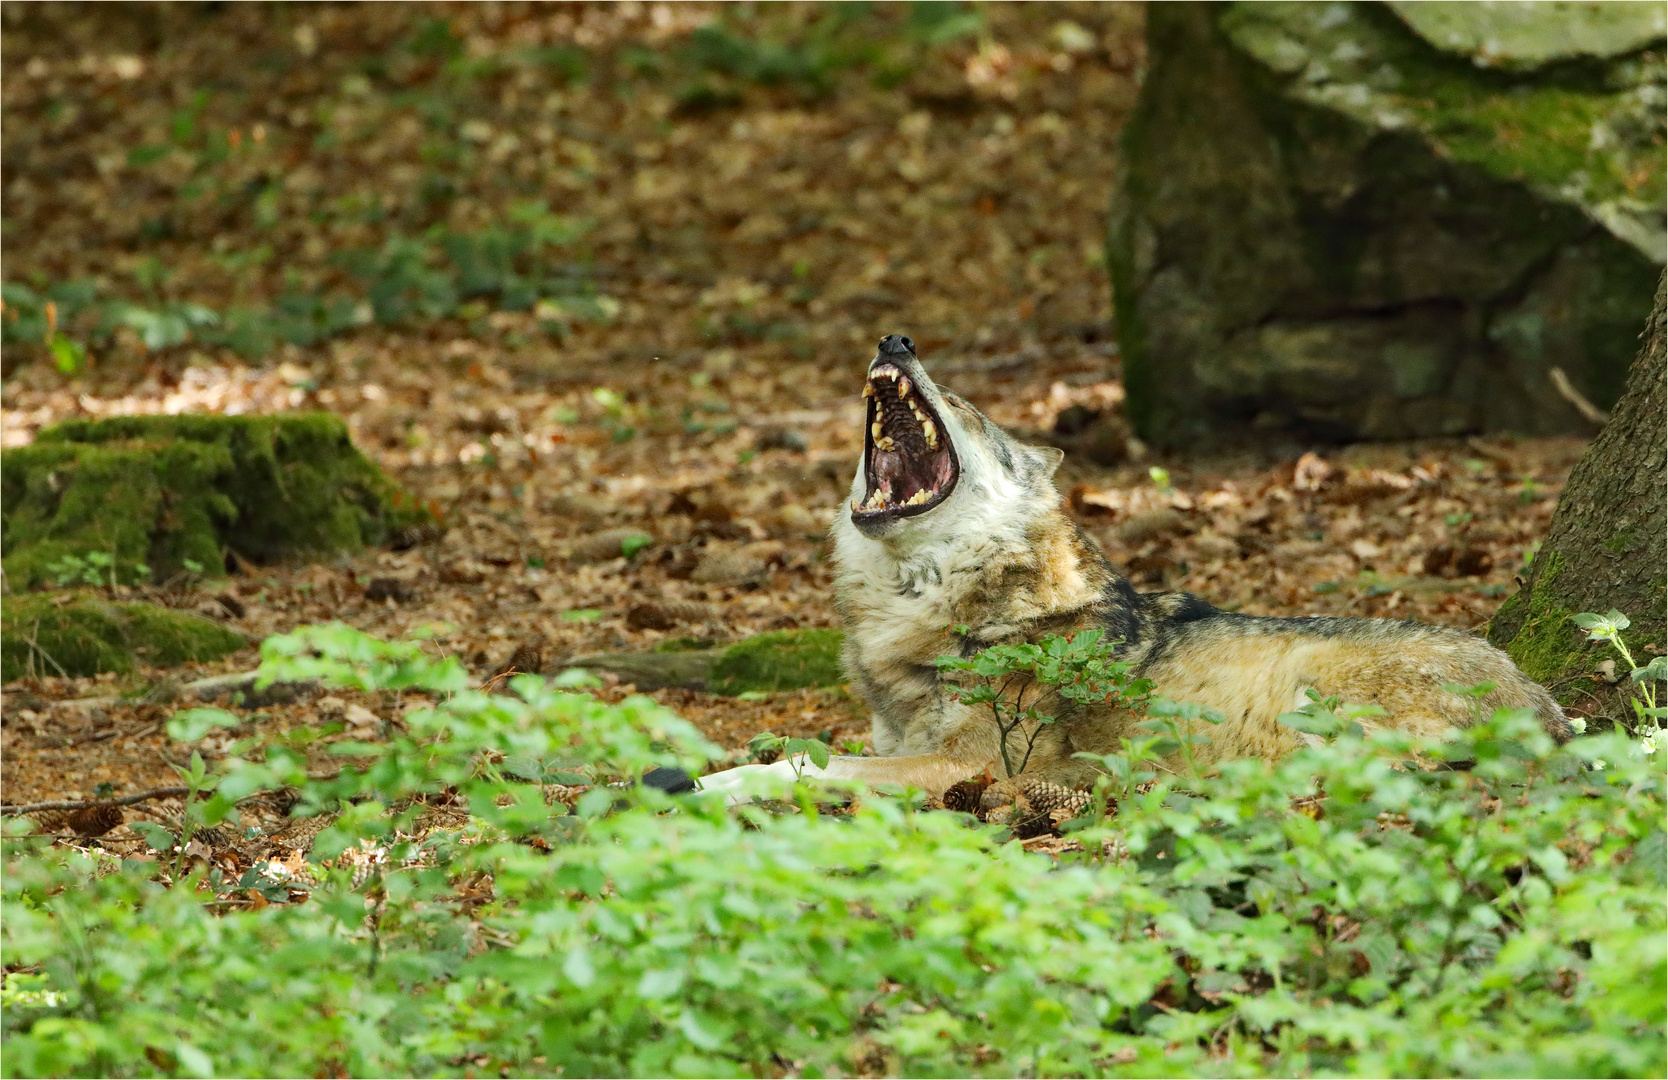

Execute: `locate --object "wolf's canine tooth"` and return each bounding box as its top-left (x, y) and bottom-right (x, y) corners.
top-left (862, 383), bottom-right (875, 398)
top-left (872, 421), bottom-right (884, 441)
top-left (897, 376), bottom-right (911, 398)
top-left (922, 419), bottom-right (937, 448)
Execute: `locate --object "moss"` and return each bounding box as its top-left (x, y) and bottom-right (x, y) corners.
top-left (708, 629), bottom-right (846, 695)
top-left (1, 593), bottom-right (246, 682)
top-left (1604, 525), bottom-right (1638, 554)
top-left (3, 413), bottom-right (431, 587)
top-left (1492, 552), bottom-right (1592, 698)
top-left (652, 636), bottom-right (720, 654)
top-left (2, 439), bottom-right (236, 590)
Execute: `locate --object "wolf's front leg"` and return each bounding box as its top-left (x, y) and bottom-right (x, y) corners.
top-left (696, 757), bottom-right (828, 805)
top-left (699, 753), bottom-right (987, 805)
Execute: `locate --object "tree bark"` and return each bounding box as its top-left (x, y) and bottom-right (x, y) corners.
top-left (1488, 271), bottom-right (1666, 724)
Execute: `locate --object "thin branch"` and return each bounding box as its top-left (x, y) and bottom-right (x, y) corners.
top-left (1549, 367), bottom-right (1610, 426)
top-left (3, 770), bottom-right (342, 816)
top-left (3, 786), bottom-right (192, 816)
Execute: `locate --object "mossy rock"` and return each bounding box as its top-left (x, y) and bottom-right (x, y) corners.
top-left (1110, 2), bottom-right (1664, 450)
top-left (709, 629), bottom-right (845, 695)
top-left (1, 593), bottom-right (247, 682)
top-left (2, 413), bottom-right (431, 588)
top-left (569, 629), bottom-right (847, 695)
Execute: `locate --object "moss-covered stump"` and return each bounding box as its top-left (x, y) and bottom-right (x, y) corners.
top-left (2, 413), bottom-right (432, 588)
top-left (1, 593), bottom-right (247, 682)
top-left (570, 629), bottom-right (846, 696)
top-left (1109, 2), bottom-right (1665, 450)
top-left (1489, 272), bottom-right (1666, 721)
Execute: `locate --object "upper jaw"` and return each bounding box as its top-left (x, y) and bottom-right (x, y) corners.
top-left (850, 347), bottom-right (959, 529)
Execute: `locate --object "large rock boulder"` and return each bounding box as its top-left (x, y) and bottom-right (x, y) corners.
top-left (1109, 1), bottom-right (1665, 450)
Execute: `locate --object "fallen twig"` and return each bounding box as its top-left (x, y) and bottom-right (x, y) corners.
top-left (35, 669), bottom-right (319, 713)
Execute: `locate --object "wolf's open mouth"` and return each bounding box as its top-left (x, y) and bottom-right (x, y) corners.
top-left (852, 362), bottom-right (958, 521)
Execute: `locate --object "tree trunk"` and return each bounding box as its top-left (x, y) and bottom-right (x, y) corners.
top-left (1488, 271), bottom-right (1666, 725)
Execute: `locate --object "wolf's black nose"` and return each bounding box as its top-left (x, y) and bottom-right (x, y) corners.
top-left (878, 334), bottom-right (915, 356)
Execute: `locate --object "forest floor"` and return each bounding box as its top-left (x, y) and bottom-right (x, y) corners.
top-left (0, 3), bottom-right (1589, 817)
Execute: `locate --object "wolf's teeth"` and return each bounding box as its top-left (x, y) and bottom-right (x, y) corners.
top-left (905, 490), bottom-right (930, 506)
top-left (922, 420), bottom-right (937, 448)
top-left (876, 435), bottom-right (896, 451)
top-left (872, 421), bottom-right (884, 441)
top-left (862, 383), bottom-right (875, 399)
top-left (897, 376), bottom-right (911, 398)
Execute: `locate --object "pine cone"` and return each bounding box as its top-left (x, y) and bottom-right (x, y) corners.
top-left (941, 775), bottom-right (992, 814)
top-left (24, 810), bottom-right (71, 834)
top-left (389, 522), bottom-right (446, 551)
top-left (988, 779), bottom-right (1096, 839)
top-left (1019, 780), bottom-right (1093, 819)
top-left (541, 784), bottom-right (589, 811)
top-left (266, 813), bottom-right (337, 854)
top-left (190, 826), bottom-right (228, 849)
top-left (351, 861), bottom-right (378, 892)
top-left (488, 637), bottom-right (547, 687)
top-left (66, 804), bottom-right (124, 837)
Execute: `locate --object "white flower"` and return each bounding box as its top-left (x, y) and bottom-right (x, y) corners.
top-left (1591, 759), bottom-right (1608, 772)
top-left (1640, 737), bottom-right (1657, 756)
top-left (1568, 717), bottom-right (1588, 734)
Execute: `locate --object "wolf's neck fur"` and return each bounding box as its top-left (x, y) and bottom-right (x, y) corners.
top-left (832, 476), bottom-right (1114, 666)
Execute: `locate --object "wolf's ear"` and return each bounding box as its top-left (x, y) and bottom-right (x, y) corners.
top-left (1027, 445), bottom-right (1065, 478)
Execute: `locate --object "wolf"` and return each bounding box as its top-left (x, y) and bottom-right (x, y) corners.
top-left (698, 335), bottom-right (1569, 808)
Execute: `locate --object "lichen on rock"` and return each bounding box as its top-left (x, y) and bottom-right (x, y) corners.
top-left (1, 593), bottom-right (246, 681)
top-left (2, 413), bottom-right (432, 588)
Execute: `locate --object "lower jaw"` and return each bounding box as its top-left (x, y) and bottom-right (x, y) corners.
top-left (849, 493), bottom-right (947, 530)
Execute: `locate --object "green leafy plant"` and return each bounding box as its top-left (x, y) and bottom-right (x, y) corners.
top-left (1572, 608), bottom-right (1665, 753)
top-left (746, 730), bottom-right (831, 781)
top-left (673, 2), bottom-right (983, 108)
top-left (44, 551), bottom-right (148, 590)
top-left (936, 629), bottom-right (1153, 778)
top-left (3, 623), bottom-right (1663, 1077)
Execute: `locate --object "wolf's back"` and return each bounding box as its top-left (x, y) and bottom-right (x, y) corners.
top-left (1119, 594), bottom-right (1571, 749)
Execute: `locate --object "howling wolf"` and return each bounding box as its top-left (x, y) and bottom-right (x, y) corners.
top-left (698, 335), bottom-right (1569, 808)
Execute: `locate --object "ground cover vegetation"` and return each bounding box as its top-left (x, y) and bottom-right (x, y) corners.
top-left (4, 625), bottom-right (1663, 1076)
top-left (2, 4), bottom-right (1663, 1075)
